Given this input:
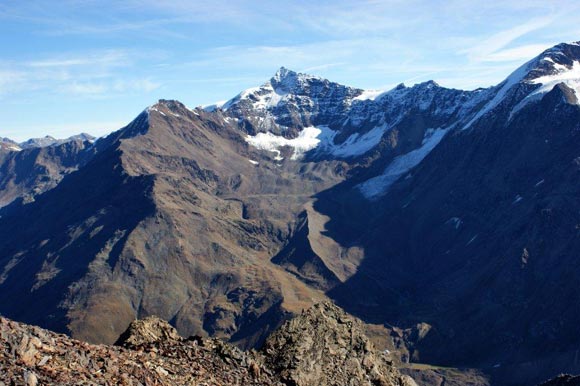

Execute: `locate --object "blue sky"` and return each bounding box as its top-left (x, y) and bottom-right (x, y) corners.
top-left (1, 0), bottom-right (580, 141)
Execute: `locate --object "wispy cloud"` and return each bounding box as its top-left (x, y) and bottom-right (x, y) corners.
top-left (481, 43), bottom-right (553, 62)
top-left (183, 38), bottom-right (410, 75)
top-left (26, 50), bottom-right (130, 68)
top-left (27, 58), bottom-right (88, 68)
top-left (461, 17), bottom-right (555, 63)
top-left (59, 82), bottom-right (107, 96)
top-left (0, 49), bottom-right (161, 98)
top-left (58, 79), bottom-right (160, 97)
top-left (0, 69), bottom-right (27, 94)
top-left (301, 63), bottom-right (346, 73)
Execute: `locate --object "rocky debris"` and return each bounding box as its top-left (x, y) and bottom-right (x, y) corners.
top-left (115, 316), bottom-right (183, 348)
top-left (0, 315), bottom-right (274, 385)
top-left (261, 302), bottom-right (414, 386)
top-left (539, 374), bottom-right (580, 386)
top-left (0, 303), bottom-right (413, 385)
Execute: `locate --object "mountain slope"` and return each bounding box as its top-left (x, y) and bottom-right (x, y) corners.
top-left (321, 43), bottom-right (580, 384)
top-left (0, 138), bottom-right (95, 207)
top-left (0, 100), bottom-right (339, 347)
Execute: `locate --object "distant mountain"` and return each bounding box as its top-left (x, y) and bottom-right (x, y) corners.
top-left (1, 41), bottom-right (580, 385)
top-left (18, 133), bottom-right (95, 149)
top-left (0, 135), bottom-right (96, 208)
top-left (0, 133), bottom-right (96, 154)
top-left (0, 137), bottom-right (21, 152)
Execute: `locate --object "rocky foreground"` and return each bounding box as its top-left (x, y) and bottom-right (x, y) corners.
top-left (0, 302), bottom-right (416, 385)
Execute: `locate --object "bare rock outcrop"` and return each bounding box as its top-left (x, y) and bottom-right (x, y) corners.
top-left (0, 315), bottom-right (273, 385)
top-left (262, 302), bottom-right (414, 386)
top-left (115, 315), bottom-right (182, 348)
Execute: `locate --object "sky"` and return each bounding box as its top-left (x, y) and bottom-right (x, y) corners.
top-left (1, 0), bottom-right (580, 142)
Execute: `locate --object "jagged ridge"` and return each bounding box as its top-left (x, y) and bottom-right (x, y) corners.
top-left (0, 303), bottom-right (413, 386)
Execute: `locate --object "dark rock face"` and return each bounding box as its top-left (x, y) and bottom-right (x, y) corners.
top-left (327, 59), bottom-right (580, 370)
top-left (221, 67), bottom-right (363, 137)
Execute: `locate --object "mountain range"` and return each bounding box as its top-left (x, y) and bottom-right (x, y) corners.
top-left (1, 41), bottom-right (580, 385)
top-left (1, 133), bottom-right (95, 152)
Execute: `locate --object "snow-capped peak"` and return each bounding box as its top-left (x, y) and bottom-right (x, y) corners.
top-left (416, 80), bottom-right (440, 89)
top-left (270, 67), bottom-right (324, 93)
top-left (529, 60), bottom-right (580, 96)
top-left (463, 41), bottom-right (580, 129)
top-left (506, 42), bottom-right (580, 114)
top-left (0, 137), bottom-right (22, 152)
top-left (216, 67), bottom-right (360, 114)
top-left (272, 66), bottom-right (294, 82)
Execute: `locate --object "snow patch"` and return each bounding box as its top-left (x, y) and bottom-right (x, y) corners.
top-left (201, 100), bottom-right (226, 112)
top-left (529, 61), bottom-right (580, 102)
top-left (245, 123), bottom-right (388, 161)
top-left (358, 128), bottom-right (448, 200)
top-left (148, 107), bottom-right (166, 116)
top-left (354, 89), bottom-right (385, 101)
top-left (245, 85), bottom-right (286, 110)
top-left (317, 124), bottom-right (387, 158)
top-left (245, 126), bottom-right (322, 160)
top-left (219, 83), bottom-right (289, 112)
top-left (512, 61), bottom-right (580, 114)
top-left (187, 106), bottom-right (200, 116)
top-left (268, 89), bottom-right (286, 107)
top-left (463, 59), bottom-right (532, 130)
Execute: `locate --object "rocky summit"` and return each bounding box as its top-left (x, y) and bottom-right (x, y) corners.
top-left (2, 42), bottom-right (580, 385)
top-left (0, 302), bottom-right (412, 386)
top-left (262, 302), bottom-right (415, 386)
